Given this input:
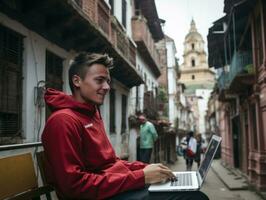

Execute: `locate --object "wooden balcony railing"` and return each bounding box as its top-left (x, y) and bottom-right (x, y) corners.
top-left (97, 1), bottom-right (110, 36)
top-left (111, 16), bottom-right (136, 67)
top-left (75, 0), bottom-right (110, 37)
top-left (132, 17), bottom-right (161, 68)
top-left (129, 40), bottom-right (136, 67)
top-left (73, 0), bottom-right (136, 68)
top-left (228, 51), bottom-right (253, 84)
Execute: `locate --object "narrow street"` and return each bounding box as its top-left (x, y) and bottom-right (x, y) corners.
top-left (168, 156), bottom-right (263, 200)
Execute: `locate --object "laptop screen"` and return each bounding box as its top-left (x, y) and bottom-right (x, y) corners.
top-left (198, 136), bottom-right (221, 180)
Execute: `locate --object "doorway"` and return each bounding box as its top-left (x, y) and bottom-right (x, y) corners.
top-left (232, 115), bottom-right (240, 168)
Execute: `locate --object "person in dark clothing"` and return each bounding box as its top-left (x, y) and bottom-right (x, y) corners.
top-left (42, 52), bottom-right (209, 200)
top-left (194, 133), bottom-right (203, 168)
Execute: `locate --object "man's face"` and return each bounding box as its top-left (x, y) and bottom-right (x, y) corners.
top-left (138, 116), bottom-right (146, 124)
top-left (74, 64), bottom-right (111, 105)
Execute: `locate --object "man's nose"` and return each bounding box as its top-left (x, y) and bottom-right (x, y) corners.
top-left (103, 81), bottom-right (110, 90)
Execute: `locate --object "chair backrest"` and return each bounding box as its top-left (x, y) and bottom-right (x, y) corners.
top-left (0, 153), bottom-right (38, 199)
top-left (36, 151), bottom-right (54, 200)
top-left (36, 151), bottom-right (49, 185)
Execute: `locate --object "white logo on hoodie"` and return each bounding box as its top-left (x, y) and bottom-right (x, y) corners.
top-left (84, 123), bottom-right (93, 128)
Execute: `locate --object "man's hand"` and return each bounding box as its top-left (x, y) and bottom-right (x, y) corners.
top-left (143, 163), bottom-right (175, 184)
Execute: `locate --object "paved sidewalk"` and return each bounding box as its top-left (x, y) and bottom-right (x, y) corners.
top-left (211, 160), bottom-right (248, 190)
top-left (167, 156), bottom-right (265, 200)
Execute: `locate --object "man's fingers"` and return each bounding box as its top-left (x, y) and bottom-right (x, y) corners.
top-left (159, 168), bottom-right (175, 178)
top-left (158, 164), bottom-right (172, 171)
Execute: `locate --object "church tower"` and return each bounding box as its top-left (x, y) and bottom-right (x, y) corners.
top-left (179, 19), bottom-right (215, 94)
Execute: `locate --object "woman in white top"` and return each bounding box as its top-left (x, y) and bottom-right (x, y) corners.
top-left (185, 131), bottom-right (197, 171)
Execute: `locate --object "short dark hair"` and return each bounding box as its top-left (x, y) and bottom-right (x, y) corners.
top-left (188, 131), bottom-right (194, 137)
top-left (68, 52), bottom-right (113, 93)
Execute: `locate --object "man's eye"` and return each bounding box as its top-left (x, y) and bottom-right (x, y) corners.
top-left (96, 79), bottom-right (104, 84)
top-left (96, 78), bottom-right (110, 85)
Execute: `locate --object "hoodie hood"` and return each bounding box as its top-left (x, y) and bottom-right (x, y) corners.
top-left (45, 88), bottom-right (96, 114)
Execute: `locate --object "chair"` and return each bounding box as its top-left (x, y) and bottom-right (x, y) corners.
top-left (0, 153), bottom-right (54, 200)
top-left (36, 151), bottom-right (54, 200)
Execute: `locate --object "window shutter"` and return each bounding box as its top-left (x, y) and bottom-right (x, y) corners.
top-left (45, 51), bottom-right (63, 119)
top-left (0, 25), bottom-right (23, 136)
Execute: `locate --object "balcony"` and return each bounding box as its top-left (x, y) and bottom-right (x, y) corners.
top-left (132, 16), bottom-right (161, 77)
top-left (0, 0), bottom-right (142, 88)
top-left (228, 51), bottom-right (254, 92)
top-left (217, 51), bottom-right (254, 101)
top-left (218, 71), bottom-right (230, 90)
top-left (110, 17), bottom-right (136, 67)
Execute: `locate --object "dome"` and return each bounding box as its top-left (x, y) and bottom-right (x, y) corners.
top-left (185, 19), bottom-right (204, 42)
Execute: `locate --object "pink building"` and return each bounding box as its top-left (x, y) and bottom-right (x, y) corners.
top-left (208, 0), bottom-right (266, 192)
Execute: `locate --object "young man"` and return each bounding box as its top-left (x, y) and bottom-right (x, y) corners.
top-left (42, 52), bottom-right (209, 200)
top-left (138, 114), bottom-right (158, 163)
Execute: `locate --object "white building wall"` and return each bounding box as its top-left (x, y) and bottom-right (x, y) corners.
top-left (129, 52), bottom-right (159, 115)
top-left (0, 13), bottom-right (132, 158)
top-left (196, 89), bottom-right (212, 135)
top-left (107, 80), bottom-right (129, 155)
top-left (128, 50), bottom-right (159, 161)
top-left (0, 13), bottom-right (70, 143)
top-left (166, 40), bottom-right (178, 127)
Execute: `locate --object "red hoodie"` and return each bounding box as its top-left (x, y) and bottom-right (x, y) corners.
top-left (42, 89), bottom-right (146, 199)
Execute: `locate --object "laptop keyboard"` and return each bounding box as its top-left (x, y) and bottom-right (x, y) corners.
top-left (171, 173), bottom-right (192, 186)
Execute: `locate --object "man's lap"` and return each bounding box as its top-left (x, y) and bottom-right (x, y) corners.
top-left (109, 187), bottom-right (209, 200)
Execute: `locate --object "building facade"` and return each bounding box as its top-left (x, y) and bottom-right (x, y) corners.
top-left (165, 35), bottom-right (178, 127)
top-left (208, 0), bottom-right (266, 192)
top-left (128, 0), bottom-right (164, 161)
top-left (0, 0), bottom-right (144, 159)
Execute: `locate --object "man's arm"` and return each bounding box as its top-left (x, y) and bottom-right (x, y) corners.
top-left (149, 122), bottom-right (158, 141)
top-left (42, 114), bottom-right (145, 200)
top-left (119, 159), bottom-right (148, 170)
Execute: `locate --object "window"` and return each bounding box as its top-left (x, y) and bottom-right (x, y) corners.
top-left (122, 0), bottom-right (127, 28)
top-left (121, 94), bottom-right (127, 133)
top-left (109, 0), bottom-right (114, 15)
top-left (144, 73), bottom-right (148, 92)
top-left (0, 25), bottom-right (23, 137)
top-left (45, 51), bottom-right (63, 90)
top-left (192, 43), bottom-right (195, 50)
top-left (192, 75), bottom-right (195, 80)
top-left (136, 86), bottom-right (139, 112)
top-left (137, 64), bottom-right (140, 71)
top-left (45, 51), bottom-right (63, 118)
top-left (109, 88), bottom-right (116, 133)
top-left (191, 59), bottom-right (195, 67)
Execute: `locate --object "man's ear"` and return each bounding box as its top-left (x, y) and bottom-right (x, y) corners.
top-left (72, 75), bottom-right (81, 87)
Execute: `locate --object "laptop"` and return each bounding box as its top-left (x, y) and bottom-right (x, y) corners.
top-left (148, 135), bottom-right (222, 192)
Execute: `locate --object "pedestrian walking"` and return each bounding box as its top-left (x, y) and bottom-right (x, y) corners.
top-left (194, 133), bottom-right (203, 168)
top-left (185, 131), bottom-right (197, 171)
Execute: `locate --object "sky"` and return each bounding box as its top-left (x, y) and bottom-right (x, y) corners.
top-left (155, 0), bottom-right (225, 63)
